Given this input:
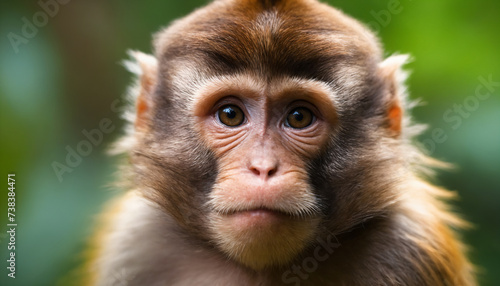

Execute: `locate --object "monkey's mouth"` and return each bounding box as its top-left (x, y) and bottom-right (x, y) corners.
top-left (206, 185), bottom-right (322, 219)
top-left (209, 201), bottom-right (321, 220)
top-left (220, 208), bottom-right (293, 228)
top-left (225, 207), bottom-right (291, 217)
top-left (216, 207), bottom-right (318, 220)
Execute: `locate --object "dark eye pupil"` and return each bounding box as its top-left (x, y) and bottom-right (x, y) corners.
top-left (223, 107), bottom-right (236, 119)
top-left (292, 111), bottom-right (304, 122)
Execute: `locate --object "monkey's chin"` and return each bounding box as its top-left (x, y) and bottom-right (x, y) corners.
top-left (209, 211), bottom-right (319, 270)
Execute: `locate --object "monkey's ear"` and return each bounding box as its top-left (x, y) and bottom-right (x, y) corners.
top-left (377, 54), bottom-right (410, 136)
top-left (125, 50), bottom-right (158, 130)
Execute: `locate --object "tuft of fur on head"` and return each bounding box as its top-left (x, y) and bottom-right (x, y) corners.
top-left (110, 50), bottom-right (158, 156)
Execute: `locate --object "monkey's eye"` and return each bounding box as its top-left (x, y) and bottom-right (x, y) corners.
top-left (286, 107), bottom-right (314, 129)
top-left (217, 104), bottom-right (245, 127)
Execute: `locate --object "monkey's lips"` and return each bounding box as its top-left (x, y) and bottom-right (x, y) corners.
top-left (223, 208), bottom-right (291, 229)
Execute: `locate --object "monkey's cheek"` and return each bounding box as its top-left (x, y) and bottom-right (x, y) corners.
top-left (209, 213), bottom-right (320, 270)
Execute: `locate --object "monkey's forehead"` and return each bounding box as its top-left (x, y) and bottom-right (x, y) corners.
top-left (153, 0), bottom-right (382, 82)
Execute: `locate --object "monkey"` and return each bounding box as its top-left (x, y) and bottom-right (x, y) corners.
top-left (83, 0), bottom-right (476, 285)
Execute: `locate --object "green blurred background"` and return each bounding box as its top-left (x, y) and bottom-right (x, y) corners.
top-left (0, 0), bottom-right (498, 285)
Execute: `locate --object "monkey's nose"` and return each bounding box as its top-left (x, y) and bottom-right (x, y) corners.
top-left (248, 159), bottom-right (279, 180)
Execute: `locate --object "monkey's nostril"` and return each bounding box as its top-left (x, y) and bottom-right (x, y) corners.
top-left (268, 168), bottom-right (277, 177)
top-left (249, 164), bottom-right (278, 179)
top-left (250, 167), bottom-right (261, 176)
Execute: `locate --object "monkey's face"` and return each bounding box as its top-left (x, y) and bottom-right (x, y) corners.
top-left (190, 75), bottom-right (338, 269)
top-left (131, 0), bottom-right (406, 272)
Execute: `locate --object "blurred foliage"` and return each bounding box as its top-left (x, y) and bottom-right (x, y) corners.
top-left (0, 0), bottom-right (498, 285)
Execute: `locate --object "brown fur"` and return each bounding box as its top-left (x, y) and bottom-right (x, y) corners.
top-left (84, 0), bottom-right (475, 285)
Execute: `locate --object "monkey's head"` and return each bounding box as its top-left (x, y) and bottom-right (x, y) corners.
top-left (122, 0), bottom-right (412, 270)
